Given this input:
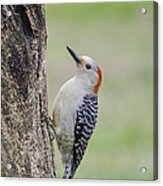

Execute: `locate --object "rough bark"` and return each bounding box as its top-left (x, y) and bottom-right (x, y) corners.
top-left (1, 5), bottom-right (56, 177)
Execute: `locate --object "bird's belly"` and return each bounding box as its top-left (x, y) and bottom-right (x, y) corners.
top-left (54, 97), bottom-right (81, 154)
top-left (54, 93), bottom-right (82, 137)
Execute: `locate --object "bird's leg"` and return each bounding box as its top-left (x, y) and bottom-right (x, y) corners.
top-left (45, 115), bottom-right (56, 141)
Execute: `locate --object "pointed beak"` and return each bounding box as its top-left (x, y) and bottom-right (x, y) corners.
top-left (66, 46), bottom-right (81, 65)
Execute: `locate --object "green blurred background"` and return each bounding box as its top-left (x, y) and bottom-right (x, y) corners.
top-left (45, 1), bottom-right (154, 180)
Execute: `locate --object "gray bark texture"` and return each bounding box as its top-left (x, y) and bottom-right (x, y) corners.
top-left (1, 5), bottom-right (56, 178)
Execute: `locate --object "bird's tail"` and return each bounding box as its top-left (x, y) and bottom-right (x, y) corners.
top-left (63, 163), bottom-right (74, 179)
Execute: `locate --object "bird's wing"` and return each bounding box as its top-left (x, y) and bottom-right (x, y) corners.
top-left (72, 94), bottom-right (98, 176)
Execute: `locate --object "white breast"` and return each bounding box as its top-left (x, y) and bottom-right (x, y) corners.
top-left (53, 76), bottom-right (87, 135)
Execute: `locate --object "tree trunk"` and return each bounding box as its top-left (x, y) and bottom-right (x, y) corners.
top-left (1, 5), bottom-right (56, 178)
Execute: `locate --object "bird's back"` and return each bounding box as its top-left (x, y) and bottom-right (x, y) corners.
top-left (72, 94), bottom-right (98, 177)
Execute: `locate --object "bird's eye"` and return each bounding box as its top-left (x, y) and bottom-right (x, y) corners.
top-left (85, 64), bottom-right (91, 70)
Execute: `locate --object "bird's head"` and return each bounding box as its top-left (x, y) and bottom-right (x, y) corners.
top-left (67, 46), bottom-right (102, 94)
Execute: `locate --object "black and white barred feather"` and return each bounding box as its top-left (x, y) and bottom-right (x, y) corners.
top-left (71, 94), bottom-right (98, 177)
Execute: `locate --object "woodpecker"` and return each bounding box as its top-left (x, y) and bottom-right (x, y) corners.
top-left (52, 46), bottom-right (102, 179)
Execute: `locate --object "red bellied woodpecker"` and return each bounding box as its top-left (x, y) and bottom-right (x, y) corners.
top-left (52, 46), bottom-right (102, 179)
